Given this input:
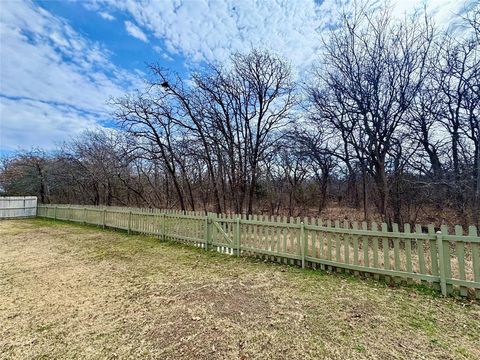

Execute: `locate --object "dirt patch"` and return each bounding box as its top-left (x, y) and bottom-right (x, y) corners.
top-left (0, 219), bottom-right (479, 359)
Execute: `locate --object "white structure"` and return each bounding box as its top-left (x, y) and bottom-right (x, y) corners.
top-left (0, 196), bottom-right (37, 218)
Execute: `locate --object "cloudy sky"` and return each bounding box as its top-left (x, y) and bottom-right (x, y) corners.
top-left (0, 0), bottom-right (474, 154)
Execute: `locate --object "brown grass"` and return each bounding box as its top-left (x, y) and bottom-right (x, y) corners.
top-left (0, 219), bottom-right (479, 359)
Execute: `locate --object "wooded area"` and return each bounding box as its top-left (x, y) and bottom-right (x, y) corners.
top-left (1, 4), bottom-right (479, 228)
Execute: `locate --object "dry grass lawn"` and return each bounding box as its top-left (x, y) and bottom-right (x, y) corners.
top-left (1, 219), bottom-right (479, 359)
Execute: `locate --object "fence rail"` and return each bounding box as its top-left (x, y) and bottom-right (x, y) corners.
top-left (37, 204), bottom-right (480, 299)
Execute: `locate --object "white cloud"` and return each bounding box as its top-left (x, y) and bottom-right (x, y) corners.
top-left (391, 0), bottom-right (465, 22)
top-left (97, 0), bottom-right (469, 75)
top-left (153, 45), bottom-right (173, 60)
top-left (101, 0), bottom-right (323, 73)
top-left (99, 11), bottom-right (115, 21)
top-left (0, 97), bottom-right (104, 151)
top-left (0, 1), bottom-right (141, 150)
top-left (124, 20), bottom-right (148, 42)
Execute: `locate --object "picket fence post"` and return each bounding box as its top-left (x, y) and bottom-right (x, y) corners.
top-left (161, 213), bottom-right (166, 240)
top-left (235, 217), bottom-right (241, 257)
top-left (204, 213), bottom-right (211, 250)
top-left (54, 205), bottom-right (57, 220)
top-left (128, 210), bottom-right (132, 235)
top-left (102, 208), bottom-right (106, 229)
top-left (436, 230), bottom-right (447, 296)
top-left (300, 222), bottom-right (305, 268)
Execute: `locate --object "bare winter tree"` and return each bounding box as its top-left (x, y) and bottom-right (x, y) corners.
top-left (112, 49), bottom-right (296, 214)
top-left (0, 149), bottom-right (51, 203)
top-left (289, 124), bottom-right (336, 214)
top-left (309, 4), bottom-right (435, 225)
top-left (111, 91), bottom-right (192, 211)
top-left (432, 4), bottom-right (480, 225)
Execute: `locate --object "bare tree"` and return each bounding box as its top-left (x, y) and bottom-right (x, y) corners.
top-left (309, 5), bottom-right (434, 225)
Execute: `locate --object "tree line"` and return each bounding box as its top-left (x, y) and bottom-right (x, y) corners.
top-left (1, 4), bottom-right (479, 227)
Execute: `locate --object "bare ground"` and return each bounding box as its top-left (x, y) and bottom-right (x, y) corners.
top-left (0, 219), bottom-right (479, 360)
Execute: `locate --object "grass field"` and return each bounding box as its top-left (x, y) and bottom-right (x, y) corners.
top-left (1, 219), bottom-right (479, 359)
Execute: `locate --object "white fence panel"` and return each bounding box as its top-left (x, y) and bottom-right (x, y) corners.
top-left (0, 196), bottom-right (37, 218)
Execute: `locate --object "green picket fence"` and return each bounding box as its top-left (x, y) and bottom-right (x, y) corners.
top-left (37, 204), bottom-right (480, 299)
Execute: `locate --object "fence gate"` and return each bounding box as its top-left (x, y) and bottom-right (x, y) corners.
top-left (0, 196), bottom-right (37, 219)
top-left (210, 216), bottom-right (238, 255)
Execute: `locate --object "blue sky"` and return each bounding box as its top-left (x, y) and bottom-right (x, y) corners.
top-left (0, 0), bottom-right (473, 154)
top-left (37, 1), bottom-right (186, 72)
